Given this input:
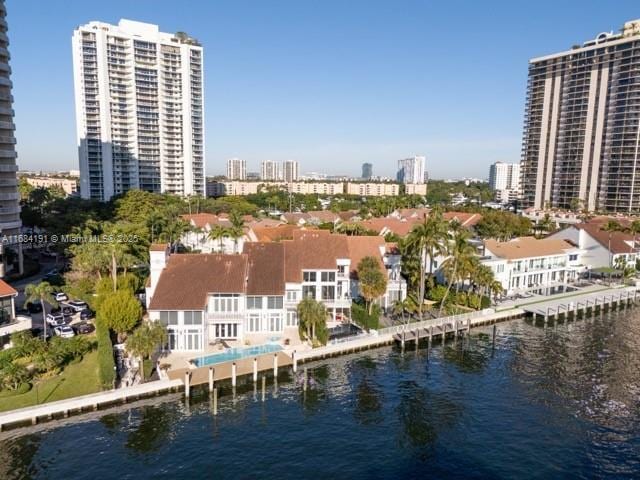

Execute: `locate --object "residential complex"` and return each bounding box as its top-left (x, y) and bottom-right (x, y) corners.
top-left (146, 230), bottom-right (406, 351)
top-left (226, 158), bottom-right (246, 180)
top-left (361, 163), bottom-right (373, 179)
top-left (72, 19), bottom-right (205, 201)
top-left (520, 19), bottom-right (640, 212)
top-left (0, 0), bottom-right (22, 276)
top-left (282, 160), bottom-right (299, 182)
top-left (260, 160), bottom-right (281, 181)
top-left (488, 162), bottom-right (520, 203)
top-left (23, 176), bottom-right (79, 196)
top-left (207, 179), bottom-right (426, 197)
top-left (397, 155), bottom-right (426, 184)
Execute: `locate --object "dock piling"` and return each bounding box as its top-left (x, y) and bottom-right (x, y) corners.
top-left (213, 387), bottom-right (218, 415)
top-left (208, 367), bottom-right (214, 393)
top-left (292, 350), bottom-right (297, 373)
top-left (261, 375), bottom-right (266, 402)
top-left (273, 353), bottom-right (278, 378)
top-left (253, 358), bottom-right (258, 383)
top-left (184, 372), bottom-right (191, 399)
top-left (231, 362), bottom-right (237, 387)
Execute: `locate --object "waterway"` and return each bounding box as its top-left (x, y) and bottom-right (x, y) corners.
top-left (1, 310), bottom-right (639, 479)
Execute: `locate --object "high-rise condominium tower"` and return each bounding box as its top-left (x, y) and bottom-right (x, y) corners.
top-left (397, 156), bottom-right (426, 184)
top-left (362, 163), bottom-right (373, 179)
top-left (0, 0), bottom-right (21, 276)
top-left (261, 160), bottom-right (281, 181)
top-left (282, 160), bottom-right (299, 182)
top-left (521, 19), bottom-right (640, 212)
top-left (72, 19), bottom-right (205, 201)
top-left (226, 158), bottom-right (246, 180)
top-left (489, 162), bottom-right (520, 203)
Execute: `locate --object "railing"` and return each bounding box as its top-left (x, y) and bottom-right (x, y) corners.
top-left (377, 309), bottom-right (494, 336)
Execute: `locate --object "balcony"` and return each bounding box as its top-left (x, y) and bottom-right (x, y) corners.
top-left (207, 312), bottom-right (244, 322)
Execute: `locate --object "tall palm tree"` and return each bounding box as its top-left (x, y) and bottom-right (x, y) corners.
top-left (24, 281), bottom-right (57, 339)
top-left (228, 211), bottom-right (245, 253)
top-left (208, 225), bottom-right (230, 253)
top-left (392, 296), bottom-right (417, 326)
top-left (406, 209), bottom-right (448, 316)
top-left (600, 220), bottom-right (622, 269)
top-left (440, 223), bottom-right (475, 314)
top-left (627, 219), bottom-right (640, 262)
top-left (296, 297), bottom-right (327, 344)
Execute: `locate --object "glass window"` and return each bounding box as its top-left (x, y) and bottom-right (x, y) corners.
top-left (159, 311), bottom-right (169, 326)
top-left (302, 285), bottom-right (316, 299)
top-left (184, 311), bottom-right (203, 325)
top-left (267, 296), bottom-right (283, 309)
top-left (321, 285), bottom-right (335, 300)
top-left (248, 314), bottom-right (261, 332)
top-left (168, 311), bottom-right (178, 325)
top-left (303, 271), bottom-right (316, 282)
top-left (286, 290), bottom-right (297, 301)
top-left (321, 272), bottom-right (335, 282)
top-left (247, 296), bottom-right (262, 309)
top-left (286, 310), bottom-right (297, 326)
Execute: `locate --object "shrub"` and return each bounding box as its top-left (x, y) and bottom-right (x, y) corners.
top-left (428, 285), bottom-right (448, 304)
top-left (10, 330), bottom-right (46, 359)
top-left (480, 295), bottom-right (491, 309)
top-left (351, 302), bottom-right (380, 331)
top-left (96, 320), bottom-right (115, 390)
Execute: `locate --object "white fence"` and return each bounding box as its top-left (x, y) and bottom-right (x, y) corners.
top-left (376, 309), bottom-right (495, 337)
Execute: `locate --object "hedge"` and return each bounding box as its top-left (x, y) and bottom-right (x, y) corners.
top-left (96, 320), bottom-right (115, 390)
top-left (352, 302), bottom-right (380, 331)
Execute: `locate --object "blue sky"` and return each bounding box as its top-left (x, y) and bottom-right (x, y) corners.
top-left (7, 1), bottom-right (640, 179)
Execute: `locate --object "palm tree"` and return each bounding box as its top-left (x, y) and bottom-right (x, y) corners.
top-left (24, 281), bottom-right (57, 339)
top-left (600, 220), bottom-right (622, 269)
top-left (392, 296), bottom-right (417, 325)
top-left (228, 211), bottom-right (245, 253)
top-left (208, 224), bottom-right (230, 253)
top-left (535, 213), bottom-right (553, 237)
top-left (405, 209), bottom-right (448, 316)
top-left (627, 220), bottom-right (640, 264)
top-left (126, 322), bottom-right (168, 382)
top-left (296, 297), bottom-right (327, 345)
top-left (440, 223), bottom-right (475, 314)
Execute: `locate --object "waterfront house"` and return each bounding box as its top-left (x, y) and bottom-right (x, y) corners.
top-left (0, 279), bottom-right (25, 348)
top-left (180, 213), bottom-right (247, 254)
top-left (548, 224), bottom-right (639, 270)
top-left (146, 230), bottom-right (407, 352)
top-left (481, 236), bottom-right (583, 295)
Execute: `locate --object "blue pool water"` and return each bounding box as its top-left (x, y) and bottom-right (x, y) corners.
top-left (191, 344), bottom-right (282, 367)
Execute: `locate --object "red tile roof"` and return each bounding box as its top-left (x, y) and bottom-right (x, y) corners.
top-left (443, 211), bottom-right (483, 227)
top-left (245, 243), bottom-right (285, 295)
top-left (0, 279), bottom-right (17, 297)
top-left (578, 223), bottom-right (637, 254)
top-left (148, 254), bottom-right (248, 310)
top-left (359, 218), bottom-right (419, 237)
top-left (181, 213), bottom-right (219, 229)
top-left (251, 224), bottom-right (301, 242)
top-left (282, 230), bottom-right (349, 282)
top-left (149, 243), bottom-right (170, 252)
top-left (346, 236), bottom-right (385, 277)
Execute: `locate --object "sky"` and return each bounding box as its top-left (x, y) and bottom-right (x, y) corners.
top-left (6, 0), bottom-right (640, 179)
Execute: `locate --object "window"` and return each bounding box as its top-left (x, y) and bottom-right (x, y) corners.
top-left (247, 314), bottom-right (261, 332)
top-left (215, 323), bottom-right (238, 338)
top-left (321, 285), bottom-right (335, 300)
top-left (183, 311), bottom-right (203, 325)
top-left (569, 254), bottom-right (578, 261)
top-left (160, 311), bottom-right (179, 325)
top-left (321, 272), bottom-right (335, 282)
top-left (302, 285), bottom-right (316, 299)
top-left (247, 296), bottom-right (262, 310)
top-left (267, 296), bottom-right (283, 309)
top-left (286, 290), bottom-right (297, 302)
top-left (286, 310), bottom-right (298, 326)
top-left (268, 313), bottom-right (282, 332)
top-left (212, 295), bottom-right (239, 312)
top-left (303, 271), bottom-right (316, 282)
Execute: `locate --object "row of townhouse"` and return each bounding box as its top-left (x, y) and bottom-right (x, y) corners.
top-left (145, 230), bottom-right (406, 352)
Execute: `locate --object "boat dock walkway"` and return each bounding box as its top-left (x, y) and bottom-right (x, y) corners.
top-left (522, 286), bottom-right (639, 321)
top-left (0, 378), bottom-right (182, 432)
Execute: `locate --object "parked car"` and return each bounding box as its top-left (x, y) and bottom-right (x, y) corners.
top-left (73, 322), bottom-right (95, 335)
top-left (31, 327), bottom-right (51, 340)
top-left (45, 312), bottom-right (65, 326)
top-left (61, 306), bottom-right (74, 316)
top-left (53, 326), bottom-right (75, 338)
top-left (54, 292), bottom-right (68, 302)
top-left (26, 302), bottom-right (43, 313)
top-left (67, 301), bottom-right (88, 312)
top-left (80, 309), bottom-right (95, 320)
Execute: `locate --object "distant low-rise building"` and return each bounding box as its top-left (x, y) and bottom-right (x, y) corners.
top-left (23, 176), bottom-right (79, 196)
top-left (345, 182), bottom-right (399, 196)
top-left (404, 183), bottom-right (427, 196)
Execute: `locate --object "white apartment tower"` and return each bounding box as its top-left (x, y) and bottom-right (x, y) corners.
top-left (397, 155), bottom-right (426, 184)
top-left (521, 19), bottom-right (640, 212)
top-left (72, 19), bottom-right (205, 201)
top-left (260, 160), bottom-right (281, 181)
top-left (489, 162), bottom-right (520, 203)
top-left (226, 158), bottom-right (246, 180)
top-left (0, 0), bottom-right (22, 276)
top-left (282, 160), bottom-right (299, 182)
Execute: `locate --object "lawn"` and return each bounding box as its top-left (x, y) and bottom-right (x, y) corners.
top-left (0, 350), bottom-right (102, 413)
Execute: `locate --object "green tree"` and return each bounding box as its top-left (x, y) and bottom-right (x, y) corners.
top-left (207, 224), bottom-right (230, 252)
top-left (405, 209), bottom-right (448, 315)
top-left (96, 318), bottom-right (115, 389)
top-left (440, 223), bottom-right (475, 313)
top-left (97, 290), bottom-right (142, 342)
top-left (0, 362), bottom-right (30, 391)
top-left (296, 297), bottom-right (328, 346)
top-left (356, 256), bottom-right (388, 315)
top-left (228, 210), bottom-right (245, 253)
top-left (126, 322), bottom-right (168, 381)
top-left (24, 281), bottom-right (57, 339)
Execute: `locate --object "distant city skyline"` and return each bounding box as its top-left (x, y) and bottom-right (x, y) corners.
top-left (6, 0), bottom-right (640, 179)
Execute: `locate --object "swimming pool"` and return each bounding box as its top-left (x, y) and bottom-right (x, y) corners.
top-left (191, 343), bottom-right (283, 367)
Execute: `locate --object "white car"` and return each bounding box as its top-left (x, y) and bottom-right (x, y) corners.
top-left (66, 300), bottom-right (88, 312)
top-left (54, 292), bottom-right (68, 302)
top-left (54, 326), bottom-right (75, 338)
top-left (46, 312), bottom-right (65, 326)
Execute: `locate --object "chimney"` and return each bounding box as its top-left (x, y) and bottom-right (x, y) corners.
top-left (146, 243), bottom-right (170, 307)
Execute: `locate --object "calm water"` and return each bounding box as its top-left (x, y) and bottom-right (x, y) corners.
top-left (192, 343), bottom-right (283, 367)
top-left (2, 310), bottom-right (640, 480)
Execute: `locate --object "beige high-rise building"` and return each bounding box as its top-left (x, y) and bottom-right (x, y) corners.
top-left (282, 160), bottom-right (299, 182)
top-left (0, 0), bottom-right (22, 276)
top-left (260, 160), bottom-right (280, 181)
top-left (72, 19), bottom-right (205, 201)
top-left (521, 19), bottom-right (640, 212)
top-left (226, 158), bottom-right (246, 180)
